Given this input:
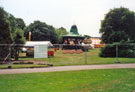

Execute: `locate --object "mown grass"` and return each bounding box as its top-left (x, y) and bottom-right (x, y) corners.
top-left (0, 69), bottom-right (135, 92)
top-left (20, 48), bottom-right (135, 66)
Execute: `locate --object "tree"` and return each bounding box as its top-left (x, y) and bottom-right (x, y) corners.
top-left (55, 27), bottom-right (68, 43)
top-left (49, 26), bottom-right (58, 44)
top-left (8, 14), bottom-right (26, 60)
top-left (0, 7), bottom-right (26, 61)
top-left (99, 7), bottom-right (135, 57)
top-left (16, 18), bottom-right (25, 30)
top-left (83, 35), bottom-right (92, 44)
top-left (84, 35), bottom-right (91, 39)
top-left (24, 21), bottom-right (58, 44)
top-left (100, 7), bottom-right (135, 44)
top-left (0, 7), bottom-right (12, 61)
top-left (14, 28), bottom-right (26, 60)
top-left (8, 14), bottom-right (17, 35)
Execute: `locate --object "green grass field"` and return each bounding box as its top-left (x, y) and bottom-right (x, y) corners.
top-left (20, 48), bottom-right (135, 66)
top-left (1, 48), bottom-right (135, 69)
top-left (0, 69), bottom-right (135, 92)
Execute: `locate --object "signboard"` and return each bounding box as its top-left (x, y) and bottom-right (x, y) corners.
top-left (34, 45), bottom-right (48, 58)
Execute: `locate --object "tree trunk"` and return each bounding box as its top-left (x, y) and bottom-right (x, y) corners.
top-left (15, 49), bottom-right (19, 61)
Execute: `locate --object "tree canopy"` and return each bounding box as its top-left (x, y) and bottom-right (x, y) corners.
top-left (16, 18), bottom-right (26, 30)
top-left (100, 7), bottom-right (135, 57)
top-left (84, 35), bottom-right (91, 39)
top-left (55, 27), bottom-right (68, 43)
top-left (0, 7), bottom-right (26, 61)
top-left (24, 21), bottom-right (58, 44)
top-left (14, 28), bottom-right (26, 60)
top-left (100, 7), bottom-right (135, 44)
top-left (0, 7), bottom-right (13, 60)
top-left (0, 8), bottom-right (13, 44)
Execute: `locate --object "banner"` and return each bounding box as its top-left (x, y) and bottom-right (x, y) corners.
top-left (34, 45), bottom-right (48, 58)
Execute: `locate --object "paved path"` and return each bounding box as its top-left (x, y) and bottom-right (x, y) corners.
top-left (1, 64), bottom-right (135, 74)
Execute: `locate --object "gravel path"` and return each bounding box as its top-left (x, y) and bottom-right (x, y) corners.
top-left (1, 64), bottom-right (135, 74)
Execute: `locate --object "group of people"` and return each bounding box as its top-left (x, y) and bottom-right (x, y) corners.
top-left (63, 39), bottom-right (83, 46)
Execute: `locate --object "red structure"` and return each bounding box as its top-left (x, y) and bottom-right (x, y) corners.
top-left (48, 51), bottom-right (54, 56)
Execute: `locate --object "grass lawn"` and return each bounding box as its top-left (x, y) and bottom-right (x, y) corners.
top-left (0, 69), bottom-right (135, 92)
top-left (19, 48), bottom-right (135, 66)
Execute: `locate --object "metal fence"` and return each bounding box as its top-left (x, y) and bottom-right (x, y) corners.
top-left (0, 43), bottom-right (135, 68)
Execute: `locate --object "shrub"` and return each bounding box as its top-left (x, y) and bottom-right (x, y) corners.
top-left (99, 43), bottom-right (134, 57)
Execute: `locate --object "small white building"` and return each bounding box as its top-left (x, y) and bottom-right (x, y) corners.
top-left (24, 41), bottom-right (53, 58)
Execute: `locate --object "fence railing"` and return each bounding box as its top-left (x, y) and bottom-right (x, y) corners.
top-left (0, 43), bottom-right (135, 68)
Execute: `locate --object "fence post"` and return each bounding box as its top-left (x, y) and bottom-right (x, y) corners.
top-left (115, 44), bottom-right (120, 63)
top-left (8, 45), bottom-right (12, 69)
top-left (133, 44), bottom-right (135, 58)
top-left (49, 47), bottom-right (51, 64)
top-left (84, 47), bottom-right (87, 65)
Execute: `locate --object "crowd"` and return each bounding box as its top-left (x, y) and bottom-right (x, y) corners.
top-left (63, 39), bottom-right (84, 46)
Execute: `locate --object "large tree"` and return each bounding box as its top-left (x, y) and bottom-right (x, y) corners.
top-left (24, 21), bottom-right (58, 44)
top-left (55, 27), bottom-right (68, 43)
top-left (14, 28), bottom-right (26, 60)
top-left (100, 7), bottom-right (135, 44)
top-left (8, 14), bottom-right (16, 34)
top-left (0, 7), bottom-right (12, 61)
top-left (100, 7), bottom-right (135, 57)
top-left (8, 13), bottom-right (26, 60)
top-left (0, 7), bottom-right (26, 61)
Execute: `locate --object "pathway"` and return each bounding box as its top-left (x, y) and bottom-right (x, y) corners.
top-left (0, 64), bottom-right (135, 74)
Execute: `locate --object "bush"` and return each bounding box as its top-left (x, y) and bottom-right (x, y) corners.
top-left (99, 43), bottom-right (134, 57)
top-left (99, 44), bottom-right (116, 57)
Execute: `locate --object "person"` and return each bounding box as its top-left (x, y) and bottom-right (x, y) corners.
top-left (63, 40), bottom-right (67, 44)
top-left (69, 39), bottom-right (75, 46)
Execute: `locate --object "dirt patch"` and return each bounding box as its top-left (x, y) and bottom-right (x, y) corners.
top-left (12, 60), bottom-right (49, 65)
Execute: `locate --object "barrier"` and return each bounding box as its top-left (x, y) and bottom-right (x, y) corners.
top-left (94, 44), bottom-right (105, 48)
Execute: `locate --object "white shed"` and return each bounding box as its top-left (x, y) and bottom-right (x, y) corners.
top-left (24, 41), bottom-right (53, 58)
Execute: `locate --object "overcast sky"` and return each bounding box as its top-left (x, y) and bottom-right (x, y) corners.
top-left (0, 0), bottom-right (135, 37)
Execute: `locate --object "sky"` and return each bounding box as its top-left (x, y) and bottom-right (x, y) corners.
top-left (0, 0), bottom-right (135, 37)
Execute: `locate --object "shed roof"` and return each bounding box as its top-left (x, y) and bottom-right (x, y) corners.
top-left (25, 41), bottom-right (53, 47)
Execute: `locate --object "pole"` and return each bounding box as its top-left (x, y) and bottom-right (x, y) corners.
top-left (8, 45), bottom-right (12, 69)
top-left (133, 44), bottom-right (135, 58)
top-left (115, 44), bottom-right (120, 63)
top-left (85, 47), bottom-right (87, 65)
